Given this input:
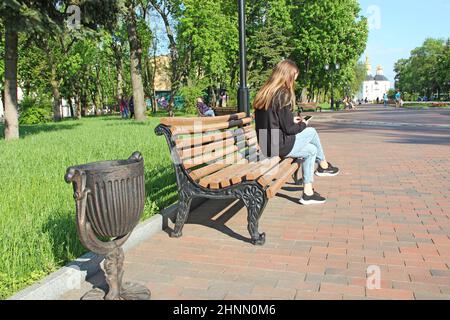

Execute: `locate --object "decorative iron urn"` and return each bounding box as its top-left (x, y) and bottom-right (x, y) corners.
top-left (65, 152), bottom-right (150, 300)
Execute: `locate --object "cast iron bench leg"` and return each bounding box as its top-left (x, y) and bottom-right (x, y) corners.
top-left (171, 192), bottom-right (192, 238)
top-left (292, 158), bottom-right (304, 185)
top-left (292, 168), bottom-right (302, 185)
top-left (236, 186), bottom-right (268, 246)
top-left (246, 197), bottom-right (268, 246)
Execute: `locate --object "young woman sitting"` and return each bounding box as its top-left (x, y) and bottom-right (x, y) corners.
top-left (253, 59), bottom-right (340, 205)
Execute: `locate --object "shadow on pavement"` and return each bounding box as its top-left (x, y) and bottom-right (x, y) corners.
top-left (0, 122), bottom-right (81, 139)
top-left (164, 199), bottom-right (253, 244)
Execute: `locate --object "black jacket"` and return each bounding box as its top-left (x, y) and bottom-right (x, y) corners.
top-left (255, 89), bottom-right (306, 158)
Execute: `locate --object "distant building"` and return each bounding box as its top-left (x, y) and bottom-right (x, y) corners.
top-left (151, 55), bottom-right (185, 109)
top-left (358, 56), bottom-right (391, 102)
top-left (153, 55), bottom-right (171, 92)
top-left (0, 87), bottom-right (24, 120)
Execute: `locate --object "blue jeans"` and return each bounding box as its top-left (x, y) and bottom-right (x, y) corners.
top-left (204, 109), bottom-right (215, 117)
top-left (287, 127), bottom-right (326, 184)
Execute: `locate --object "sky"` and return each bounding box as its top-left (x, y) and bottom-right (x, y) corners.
top-left (358, 0), bottom-right (450, 87)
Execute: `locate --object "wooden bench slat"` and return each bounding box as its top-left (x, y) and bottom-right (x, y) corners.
top-left (189, 163), bottom-right (228, 181)
top-left (183, 145), bottom-right (239, 170)
top-left (171, 118), bottom-right (252, 135)
top-left (161, 113), bottom-right (246, 126)
top-left (199, 160), bottom-right (250, 189)
top-left (180, 136), bottom-right (236, 160)
top-left (246, 136), bottom-right (258, 147)
top-left (175, 125), bottom-right (253, 149)
top-left (176, 130), bottom-right (234, 149)
top-left (265, 163), bottom-right (299, 198)
top-left (244, 157), bottom-right (281, 181)
top-left (230, 157), bottom-right (281, 185)
top-left (191, 153), bottom-right (245, 182)
top-left (179, 130), bottom-right (255, 160)
top-left (257, 158), bottom-right (295, 188)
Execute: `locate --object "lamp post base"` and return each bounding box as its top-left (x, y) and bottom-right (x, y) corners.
top-left (81, 282), bottom-right (151, 300)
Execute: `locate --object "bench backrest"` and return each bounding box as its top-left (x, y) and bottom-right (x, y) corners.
top-left (159, 113), bottom-right (258, 182)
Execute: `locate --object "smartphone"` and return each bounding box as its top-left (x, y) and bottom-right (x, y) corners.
top-left (303, 116), bottom-right (313, 122)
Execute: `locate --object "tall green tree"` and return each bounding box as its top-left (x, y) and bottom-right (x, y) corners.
top-left (1, 0), bottom-right (121, 139)
top-left (247, 0), bottom-right (294, 90)
top-left (0, 0), bottom-right (63, 140)
top-left (177, 0), bottom-right (238, 106)
top-left (148, 0), bottom-right (183, 116)
top-left (395, 38), bottom-right (449, 99)
top-left (126, 0), bottom-right (147, 121)
top-left (290, 0), bottom-right (368, 102)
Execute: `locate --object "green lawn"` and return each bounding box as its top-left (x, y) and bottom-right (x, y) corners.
top-left (402, 103), bottom-right (450, 109)
top-left (0, 116), bottom-right (178, 299)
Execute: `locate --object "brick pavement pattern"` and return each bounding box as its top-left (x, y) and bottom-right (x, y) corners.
top-left (62, 106), bottom-right (450, 300)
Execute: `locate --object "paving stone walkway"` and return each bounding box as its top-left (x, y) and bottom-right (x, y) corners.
top-left (62, 105), bottom-right (450, 300)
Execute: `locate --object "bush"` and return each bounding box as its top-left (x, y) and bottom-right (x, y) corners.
top-left (179, 80), bottom-right (209, 115)
top-left (387, 89), bottom-right (397, 100)
top-left (19, 97), bottom-right (52, 125)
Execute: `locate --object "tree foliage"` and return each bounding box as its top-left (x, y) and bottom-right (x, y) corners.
top-left (290, 0), bottom-right (368, 101)
top-left (2, 0), bottom-right (371, 138)
top-left (395, 38), bottom-right (450, 100)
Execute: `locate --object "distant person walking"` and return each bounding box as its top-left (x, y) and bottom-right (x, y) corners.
top-left (129, 96), bottom-right (135, 118)
top-left (383, 92), bottom-right (388, 107)
top-left (220, 90), bottom-right (229, 108)
top-left (157, 96), bottom-right (168, 110)
top-left (395, 90), bottom-right (402, 108)
top-left (120, 97), bottom-right (129, 119)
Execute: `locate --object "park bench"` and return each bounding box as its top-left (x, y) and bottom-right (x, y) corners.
top-left (155, 113), bottom-right (302, 245)
top-left (298, 102), bottom-right (322, 113)
top-left (213, 106), bottom-right (238, 116)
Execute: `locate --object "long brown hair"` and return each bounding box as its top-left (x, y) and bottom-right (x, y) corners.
top-left (253, 59), bottom-right (299, 110)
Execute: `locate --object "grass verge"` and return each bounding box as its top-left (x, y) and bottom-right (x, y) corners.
top-left (0, 115), bottom-right (177, 299)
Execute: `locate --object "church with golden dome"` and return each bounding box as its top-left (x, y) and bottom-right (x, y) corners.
top-left (358, 56), bottom-right (392, 102)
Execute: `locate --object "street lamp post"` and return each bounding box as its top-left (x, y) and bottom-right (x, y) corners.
top-left (325, 63), bottom-right (340, 110)
top-left (238, 0), bottom-right (250, 116)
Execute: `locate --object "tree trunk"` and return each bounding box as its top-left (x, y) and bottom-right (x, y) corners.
top-left (149, 0), bottom-right (180, 117)
top-left (150, 39), bottom-right (158, 114)
top-left (126, 1), bottom-right (146, 121)
top-left (51, 63), bottom-right (62, 121)
top-left (4, 25), bottom-right (19, 140)
top-left (68, 96), bottom-right (74, 118)
top-left (116, 58), bottom-right (123, 107)
top-left (211, 86), bottom-right (217, 108)
top-left (300, 87), bottom-right (308, 103)
top-left (95, 65), bottom-right (104, 112)
top-left (81, 91), bottom-right (87, 117)
top-left (111, 41), bottom-right (124, 112)
top-left (75, 93), bottom-right (81, 120)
